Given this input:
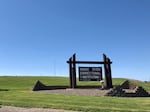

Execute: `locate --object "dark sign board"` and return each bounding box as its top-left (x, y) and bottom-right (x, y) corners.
top-left (79, 67), bottom-right (102, 81)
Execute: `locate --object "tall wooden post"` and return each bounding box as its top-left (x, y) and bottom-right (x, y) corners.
top-left (106, 57), bottom-right (113, 88)
top-left (72, 54), bottom-right (76, 88)
top-left (103, 54), bottom-right (108, 88)
top-left (68, 54), bottom-right (77, 88)
top-left (69, 57), bottom-right (73, 88)
top-left (103, 54), bottom-right (113, 88)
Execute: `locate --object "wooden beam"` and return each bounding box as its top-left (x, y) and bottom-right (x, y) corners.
top-left (67, 61), bottom-right (112, 64)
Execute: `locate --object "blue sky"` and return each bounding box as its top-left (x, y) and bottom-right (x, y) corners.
top-left (0, 0), bottom-right (150, 81)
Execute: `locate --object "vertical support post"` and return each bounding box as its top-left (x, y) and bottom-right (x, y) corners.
top-left (106, 58), bottom-right (113, 88)
top-left (68, 54), bottom-right (77, 88)
top-left (73, 54), bottom-right (76, 88)
top-left (69, 57), bottom-right (73, 88)
top-left (103, 54), bottom-right (108, 88)
top-left (103, 54), bottom-right (113, 88)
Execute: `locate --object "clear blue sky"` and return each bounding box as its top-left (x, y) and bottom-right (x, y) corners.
top-left (0, 0), bottom-right (150, 81)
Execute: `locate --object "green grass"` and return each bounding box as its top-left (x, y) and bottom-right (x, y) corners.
top-left (0, 76), bottom-right (150, 112)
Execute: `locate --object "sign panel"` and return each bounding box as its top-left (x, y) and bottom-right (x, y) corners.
top-left (79, 67), bottom-right (102, 81)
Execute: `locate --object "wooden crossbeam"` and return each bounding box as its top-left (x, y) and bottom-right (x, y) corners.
top-left (67, 61), bottom-right (112, 64)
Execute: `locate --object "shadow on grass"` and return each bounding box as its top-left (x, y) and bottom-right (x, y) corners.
top-left (0, 89), bottom-right (9, 91)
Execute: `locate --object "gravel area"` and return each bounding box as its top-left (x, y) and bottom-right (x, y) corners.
top-left (0, 106), bottom-right (80, 112)
top-left (38, 88), bottom-right (111, 96)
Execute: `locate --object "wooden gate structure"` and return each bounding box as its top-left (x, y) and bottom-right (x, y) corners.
top-left (67, 53), bottom-right (113, 89)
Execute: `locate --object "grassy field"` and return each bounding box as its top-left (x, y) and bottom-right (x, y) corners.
top-left (0, 76), bottom-right (150, 112)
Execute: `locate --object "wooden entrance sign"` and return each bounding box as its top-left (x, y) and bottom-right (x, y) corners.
top-left (67, 53), bottom-right (113, 89)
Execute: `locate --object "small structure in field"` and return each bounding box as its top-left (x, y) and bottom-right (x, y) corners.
top-left (106, 80), bottom-right (150, 97)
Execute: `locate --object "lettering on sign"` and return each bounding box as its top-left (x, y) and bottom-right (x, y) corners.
top-left (79, 67), bottom-right (102, 81)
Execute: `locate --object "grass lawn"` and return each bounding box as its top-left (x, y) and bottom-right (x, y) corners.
top-left (0, 76), bottom-right (150, 112)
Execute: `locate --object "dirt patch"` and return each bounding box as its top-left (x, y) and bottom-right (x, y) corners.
top-left (0, 106), bottom-right (80, 112)
top-left (38, 88), bottom-right (111, 96)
